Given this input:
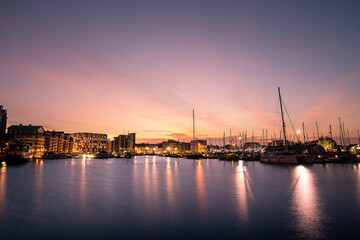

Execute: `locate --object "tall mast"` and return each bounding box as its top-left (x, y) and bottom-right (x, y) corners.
top-left (338, 118), bottom-right (343, 146)
top-left (229, 129), bottom-right (232, 147)
top-left (278, 87), bottom-right (287, 149)
top-left (223, 131), bottom-right (226, 148)
top-left (316, 121), bottom-right (320, 139)
top-left (329, 125), bottom-right (332, 138)
top-left (266, 129), bottom-right (268, 146)
top-left (192, 109), bottom-right (195, 141)
top-left (302, 122), bottom-right (306, 143)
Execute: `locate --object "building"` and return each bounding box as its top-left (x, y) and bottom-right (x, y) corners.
top-left (7, 124), bottom-right (46, 158)
top-left (0, 106), bottom-right (7, 153)
top-left (190, 140), bottom-right (206, 153)
top-left (71, 132), bottom-right (108, 153)
top-left (112, 133), bottom-right (136, 153)
top-left (162, 140), bottom-right (190, 153)
top-left (134, 143), bottom-right (160, 154)
top-left (44, 131), bottom-right (74, 153)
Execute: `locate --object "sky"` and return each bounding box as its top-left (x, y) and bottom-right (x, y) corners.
top-left (1, 0), bottom-right (359, 143)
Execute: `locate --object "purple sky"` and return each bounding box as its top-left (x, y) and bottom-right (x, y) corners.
top-left (1, 0), bottom-right (359, 142)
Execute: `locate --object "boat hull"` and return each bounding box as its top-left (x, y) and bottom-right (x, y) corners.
top-left (260, 155), bottom-right (297, 164)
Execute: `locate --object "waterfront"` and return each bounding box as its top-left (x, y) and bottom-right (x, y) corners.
top-left (0, 157), bottom-right (360, 239)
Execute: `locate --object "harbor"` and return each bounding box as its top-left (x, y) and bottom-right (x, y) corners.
top-left (1, 1), bottom-right (360, 239)
top-left (1, 156), bottom-right (360, 239)
top-left (2, 88), bottom-right (359, 165)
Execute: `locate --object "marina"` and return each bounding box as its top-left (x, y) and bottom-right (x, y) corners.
top-left (1, 156), bottom-right (360, 239)
top-left (1, 1), bottom-right (360, 239)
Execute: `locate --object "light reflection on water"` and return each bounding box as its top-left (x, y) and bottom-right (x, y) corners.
top-left (0, 165), bottom-right (6, 220)
top-left (290, 166), bottom-right (325, 239)
top-left (235, 161), bottom-right (253, 225)
top-left (0, 157), bottom-right (360, 239)
top-left (34, 159), bottom-right (43, 211)
top-left (195, 160), bottom-right (207, 217)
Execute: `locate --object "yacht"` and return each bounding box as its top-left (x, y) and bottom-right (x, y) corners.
top-left (260, 88), bottom-right (314, 164)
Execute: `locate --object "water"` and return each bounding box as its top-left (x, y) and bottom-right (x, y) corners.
top-left (0, 156), bottom-right (360, 239)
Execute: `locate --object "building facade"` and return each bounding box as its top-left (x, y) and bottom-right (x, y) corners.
top-left (162, 140), bottom-right (190, 153)
top-left (71, 132), bottom-right (108, 153)
top-left (0, 106), bottom-right (7, 153)
top-left (7, 124), bottom-right (46, 158)
top-left (112, 133), bottom-right (136, 153)
top-left (44, 131), bottom-right (74, 153)
top-left (134, 143), bottom-right (160, 154)
top-left (190, 140), bottom-right (207, 153)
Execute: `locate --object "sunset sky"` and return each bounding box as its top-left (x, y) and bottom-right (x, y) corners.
top-left (1, 1), bottom-right (359, 142)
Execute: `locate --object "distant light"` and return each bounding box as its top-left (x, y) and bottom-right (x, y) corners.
top-left (296, 129), bottom-right (301, 134)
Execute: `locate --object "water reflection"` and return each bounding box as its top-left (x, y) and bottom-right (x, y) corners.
top-left (290, 166), bottom-right (325, 239)
top-left (166, 158), bottom-right (176, 215)
top-left (195, 161), bottom-right (207, 216)
top-left (33, 159), bottom-right (43, 210)
top-left (235, 161), bottom-right (253, 224)
top-left (0, 164), bottom-right (6, 220)
top-left (79, 158), bottom-right (87, 219)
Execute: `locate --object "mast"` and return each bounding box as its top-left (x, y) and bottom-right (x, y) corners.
top-left (192, 109), bottom-right (195, 141)
top-left (316, 121), bottom-right (320, 139)
top-left (229, 129), bottom-right (232, 149)
top-left (302, 122), bottom-right (306, 143)
top-left (278, 87), bottom-right (287, 149)
top-left (266, 129), bottom-right (268, 146)
top-left (338, 118), bottom-right (343, 146)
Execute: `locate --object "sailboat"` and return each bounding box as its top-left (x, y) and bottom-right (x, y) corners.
top-left (260, 88), bottom-right (314, 164)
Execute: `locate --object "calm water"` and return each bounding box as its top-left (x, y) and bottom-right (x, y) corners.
top-left (0, 156), bottom-right (360, 239)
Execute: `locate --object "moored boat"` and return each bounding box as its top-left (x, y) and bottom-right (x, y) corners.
top-left (218, 153), bottom-right (238, 161)
top-left (42, 152), bottom-right (71, 159)
top-left (185, 153), bottom-right (202, 159)
top-left (260, 151), bottom-right (297, 164)
top-left (260, 88), bottom-right (314, 165)
top-left (5, 144), bottom-right (32, 165)
top-left (95, 152), bottom-right (115, 159)
top-left (117, 152), bottom-right (133, 158)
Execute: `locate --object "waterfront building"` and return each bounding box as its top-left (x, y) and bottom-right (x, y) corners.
top-left (135, 143), bottom-right (160, 154)
top-left (63, 133), bottom-right (74, 153)
top-left (0, 106), bottom-right (7, 153)
top-left (163, 140), bottom-right (190, 153)
top-left (7, 124), bottom-right (45, 158)
top-left (112, 133), bottom-right (136, 153)
top-left (190, 140), bottom-right (206, 153)
top-left (44, 131), bottom-right (74, 153)
top-left (71, 133), bottom-right (108, 153)
top-left (106, 139), bottom-right (112, 152)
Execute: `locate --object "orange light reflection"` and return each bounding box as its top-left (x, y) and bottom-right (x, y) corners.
top-left (235, 161), bottom-right (253, 224)
top-left (291, 166), bottom-right (324, 238)
top-left (195, 160), bottom-right (207, 216)
top-left (0, 165), bottom-right (6, 219)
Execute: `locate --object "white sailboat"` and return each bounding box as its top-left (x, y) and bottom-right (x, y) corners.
top-left (260, 88), bottom-right (313, 164)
